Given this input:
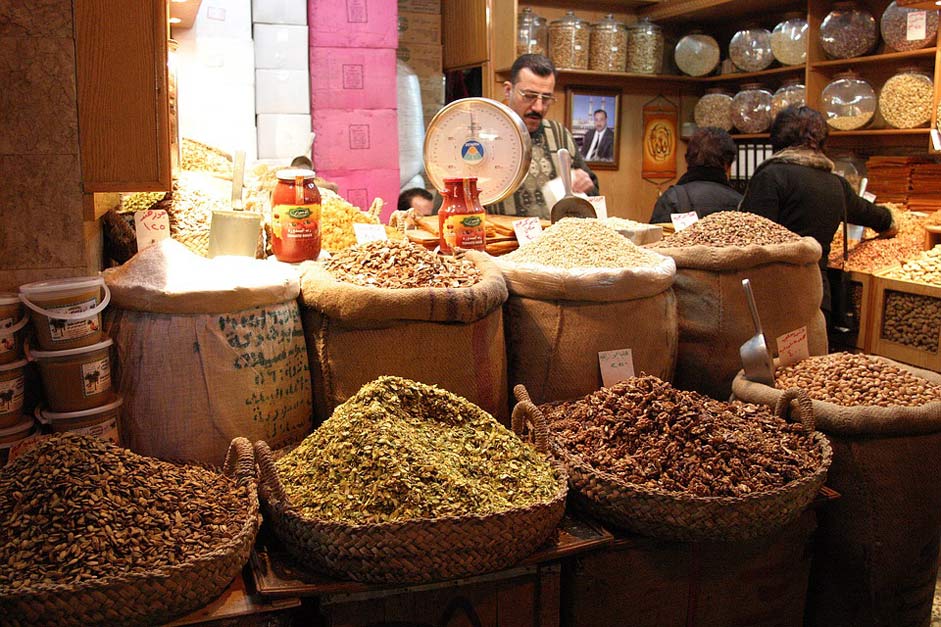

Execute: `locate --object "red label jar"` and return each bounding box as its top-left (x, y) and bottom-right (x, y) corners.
top-left (271, 168), bottom-right (322, 263)
top-left (438, 177), bottom-right (486, 254)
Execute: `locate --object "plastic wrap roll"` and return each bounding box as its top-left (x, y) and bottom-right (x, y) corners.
top-left (397, 60), bottom-right (425, 187)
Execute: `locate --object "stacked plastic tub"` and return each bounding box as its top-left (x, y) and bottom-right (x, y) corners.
top-left (0, 292), bottom-right (35, 465)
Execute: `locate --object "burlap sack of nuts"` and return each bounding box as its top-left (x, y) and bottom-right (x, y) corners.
top-left (732, 355), bottom-right (941, 627)
top-left (300, 248), bottom-right (509, 425)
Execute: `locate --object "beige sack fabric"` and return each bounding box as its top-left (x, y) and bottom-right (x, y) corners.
top-left (732, 362), bottom-right (941, 627)
top-left (302, 251), bottom-right (509, 424)
top-left (656, 237), bottom-right (827, 400)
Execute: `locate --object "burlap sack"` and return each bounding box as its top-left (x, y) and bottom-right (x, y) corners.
top-left (302, 250), bottom-right (509, 424)
top-left (732, 360), bottom-right (941, 627)
top-left (656, 237), bottom-right (827, 400)
top-left (496, 253), bottom-right (677, 405)
top-left (104, 241), bottom-right (312, 465)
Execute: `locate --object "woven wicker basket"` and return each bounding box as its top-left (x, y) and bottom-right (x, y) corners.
top-left (254, 418), bottom-right (568, 585)
top-left (0, 438), bottom-right (260, 627)
top-left (513, 385), bottom-right (832, 542)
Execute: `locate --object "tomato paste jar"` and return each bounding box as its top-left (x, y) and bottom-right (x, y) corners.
top-left (438, 177), bottom-right (486, 254)
top-left (271, 168), bottom-right (322, 262)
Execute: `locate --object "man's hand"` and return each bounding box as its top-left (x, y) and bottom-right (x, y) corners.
top-left (878, 204), bottom-right (902, 239)
top-left (571, 168), bottom-right (594, 194)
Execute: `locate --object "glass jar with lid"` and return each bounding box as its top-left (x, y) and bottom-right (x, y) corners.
top-left (771, 78), bottom-right (806, 119)
top-left (549, 11), bottom-right (589, 70)
top-left (694, 88), bottom-right (734, 131)
top-left (821, 71), bottom-right (876, 130)
top-left (517, 7), bottom-right (548, 57)
top-left (819, 2), bottom-right (877, 59)
top-left (626, 17), bottom-right (664, 74)
top-left (589, 14), bottom-right (628, 72)
top-left (729, 24), bottom-right (774, 73)
top-left (881, 1), bottom-right (939, 52)
top-left (674, 31), bottom-right (720, 77)
top-left (880, 66), bottom-right (934, 128)
top-left (771, 13), bottom-right (808, 66)
top-left (731, 83), bottom-right (773, 134)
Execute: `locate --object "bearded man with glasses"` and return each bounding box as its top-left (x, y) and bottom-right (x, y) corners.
top-left (487, 54), bottom-right (599, 218)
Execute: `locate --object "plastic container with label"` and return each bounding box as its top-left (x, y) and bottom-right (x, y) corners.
top-left (822, 71), bottom-right (876, 130)
top-left (0, 292), bottom-right (28, 365)
top-left (881, 1), bottom-right (938, 52)
top-left (0, 415), bottom-right (37, 467)
top-left (438, 178), bottom-right (486, 254)
top-left (271, 168), bottom-right (322, 263)
top-left (37, 395), bottom-right (122, 446)
top-left (517, 7), bottom-right (548, 57)
top-left (29, 337), bottom-right (114, 412)
top-left (19, 276), bottom-right (110, 351)
top-left (0, 358), bottom-right (27, 428)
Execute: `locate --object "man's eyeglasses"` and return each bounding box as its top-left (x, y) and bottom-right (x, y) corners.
top-left (516, 89), bottom-right (557, 105)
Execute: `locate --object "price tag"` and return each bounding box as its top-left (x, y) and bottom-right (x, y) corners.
top-left (353, 223), bottom-right (389, 244)
top-left (587, 196), bottom-right (608, 220)
top-left (862, 191), bottom-right (877, 203)
top-left (932, 129), bottom-right (941, 152)
top-left (776, 326), bottom-right (809, 367)
top-left (134, 209), bottom-right (170, 250)
top-left (907, 11), bottom-right (927, 41)
top-left (598, 348), bottom-right (635, 388)
top-left (670, 211), bottom-right (699, 232)
top-left (513, 217), bottom-right (543, 246)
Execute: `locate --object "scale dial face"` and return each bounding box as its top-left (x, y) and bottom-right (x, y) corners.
top-left (423, 98), bottom-right (532, 206)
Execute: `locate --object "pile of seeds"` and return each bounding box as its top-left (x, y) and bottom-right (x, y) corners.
top-left (659, 211), bottom-right (801, 247)
top-left (879, 71), bottom-right (933, 129)
top-left (589, 24), bottom-right (627, 72)
top-left (626, 25), bottom-right (664, 74)
top-left (320, 188), bottom-right (402, 252)
top-left (504, 218), bottom-right (664, 269)
top-left (605, 216), bottom-right (647, 230)
top-left (829, 209), bottom-right (926, 272)
top-left (0, 434), bottom-right (252, 590)
top-left (325, 239), bottom-right (482, 289)
top-left (827, 112), bottom-right (873, 131)
top-left (181, 138), bottom-right (232, 177)
top-left (882, 291), bottom-right (941, 352)
top-left (275, 376), bottom-right (560, 525)
top-left (544, 375), bottom-right (822, 498)
top-left (776, 353), bottom-right (941, 407)
top-left (882, 245), bottom-right (941, 285)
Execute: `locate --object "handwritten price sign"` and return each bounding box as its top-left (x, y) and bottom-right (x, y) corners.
top-left (513, 217), bottom-right (543, 246)
top-left (598, 348), bottom-right (635, 388)
top-left (353, 223), bottom-right (388, 244)
top-left (776, 326), bottom-right (809, 367)
top-left (670, 211), bottom-right (699, 232)
top-left (134, 209), bottom-right (170, 250)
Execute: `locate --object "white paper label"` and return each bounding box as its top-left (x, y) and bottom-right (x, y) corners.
top-left (587, 196), bottom-right (608, 220)
top-left (47, 297), bottom-right (99, 342)
top-left (0, 374), bottom-right (25, 414)
top-left (81, 357), bottom-right (111, 398)
top-left (67, 417), bottom-right (120, 445)
top-left (134, 209), bottom-right (170, 250)
top-left (932, 129), bottom-right (941, 152)
top-left (513, 217), bottom-right (543, 246)
top-left (862, 191), bottom-right (876, 203)
top-left (776, 326), bottom-right (809, 367)
top-left (907, 11), bottom-right (927, 41)
top-left (599, 349), bottom-right (635, 388)
top-left (670, 211), bottom-right (699, 232)
top-left (352, 223), bottom-right (389, 244)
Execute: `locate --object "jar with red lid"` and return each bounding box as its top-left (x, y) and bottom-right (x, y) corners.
top-left (271, 168), bottom-right (322, 263)
top-left (438, 178), bottom-right (486, 254)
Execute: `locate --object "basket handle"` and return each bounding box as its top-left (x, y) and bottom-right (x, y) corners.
top-left (223, 437), bottom-right (255, 485)
top-left (774, 387), bottom-right (816, 432)
top-left (511, 384), bottom-right (549, 455)
top-left (253, 440), bottom-right (291, 507)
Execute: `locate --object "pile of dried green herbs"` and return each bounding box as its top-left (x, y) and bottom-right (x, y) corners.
top-left (275, 376), bottom-right (561, 525)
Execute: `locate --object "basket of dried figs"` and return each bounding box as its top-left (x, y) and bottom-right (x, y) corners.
top-left (0, 435), bottom-right (260, 626)
top-left (513, 376), bottom-right (831, 542)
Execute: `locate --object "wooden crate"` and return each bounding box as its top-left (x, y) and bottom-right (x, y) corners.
top-left (847, 270), bottom-right (876, 352)
top-left (869, 275), bottom-right (941, 372)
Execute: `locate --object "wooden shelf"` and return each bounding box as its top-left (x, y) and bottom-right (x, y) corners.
top-left (495, 66), bottom-right (702, 84)
top-left (700, 65), bottom-right (805, 83)
top-left (639, 0), bottom-right (803, 24)
top-left (829, 128), bottom-right (932, 136)
top-left (731, 133), bottom-right (771, 140)
top-left (811, 48), bottom-right (938, 69)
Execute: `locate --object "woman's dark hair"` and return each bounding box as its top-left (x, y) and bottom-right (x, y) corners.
top-left (770, 105), bottom-right (829, 153)
top-left (685, 126), bottom-right (737, 169)
top-left (397, 187), bottom-right (433, 212)
top-left (509, 54), bottom-right (556, 83)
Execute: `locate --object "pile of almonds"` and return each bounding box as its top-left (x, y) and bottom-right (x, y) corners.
top-left (659, 211), bottom-right (801, 247)
top-left (829, 208), bottom-right (926, 272)
top-left (882, 246), bottom-right (941, 285)
top-left (325, 240), bottom-right (482, 289)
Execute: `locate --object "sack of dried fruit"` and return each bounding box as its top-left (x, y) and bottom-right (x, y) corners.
top-left (300, 241), bottom-right (508, 424)
top-left (654, 211), bottom-right (827, 400)
top-left (732, 354), bottom-right (941, 627)
top-left (495, 218), bottom-right (677, 404)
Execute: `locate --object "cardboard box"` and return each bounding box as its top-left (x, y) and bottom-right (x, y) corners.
top-left (396, 43), bottom-right (442, 75)
top-left (422, 102), bottom-right (443, 126)
top-left (191, 0), bottom-right (252, 40)
top-left (319, 168), bottom-right (401, 222)
top-left (418, 73), bottom-right (445, 106)
top-left (310, 47), bottom-right (397, 110)
top-left (257, 113), bottom-right (312, 159)
top-left (397, 11), bottom-right (440, 43)
top-left (313, 108), bottom-right (399, 172)
top-left (255, 69), bottom-right (311, 114)
top-left (397, 0), bottom-right (440, 14)
top-left (175, 34), bottom-right (255, 83)
top-left (253, 24), bottom-right (309, 70)
top-left (252, 0), bottom-right (307, 25)
top-left (309, 0), bottom-right (397, 49)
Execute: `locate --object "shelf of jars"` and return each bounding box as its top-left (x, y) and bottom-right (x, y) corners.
top-left (810, 47), bottom-right (937, 69)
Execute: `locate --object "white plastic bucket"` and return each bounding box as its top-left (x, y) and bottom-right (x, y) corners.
top-left (0, 415), bottom-right (37, 467)
top-left (0, 292), bottom-right (28, 364)
top-left (0, 358), bottom-right (27, 428)
top-left (19, 276), bottom-right (111, 351)
top-left (37, 395), bottom-right (122, 446)
top-left (28, 338), bottom-right (114, 412)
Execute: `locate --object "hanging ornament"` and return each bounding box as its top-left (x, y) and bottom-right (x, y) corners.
top-left (641, 95), bottom-right (678, 185)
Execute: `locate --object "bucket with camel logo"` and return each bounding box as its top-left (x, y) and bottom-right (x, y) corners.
top-left (28, 337), bottom-right (114, 412)
top-left (19, 276), bottom-right (110, 351)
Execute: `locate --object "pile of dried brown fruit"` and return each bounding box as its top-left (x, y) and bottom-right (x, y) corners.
top-left (881, 291), bottom-right (941, 352)
top-left (659, 211), bottom-right (801, 247)
top-left (829, 208), bottom-right (926, 272)
top-left (543, 375), bottom-right (822, 498)
top-left (325, 239), bottom-right (482, 289)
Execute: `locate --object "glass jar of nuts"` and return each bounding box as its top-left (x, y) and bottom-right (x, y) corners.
top-left (589, 14), bottom-right (628, 72)
top-left (821, 71), bottom-right (876, 130)
top-left (694, 87), bottom-right (734, 131)
top-left (626, 17), bottom-right (664, 74)
top-left (881, 1), bottom-right (939, 52)
top-left (549, 10), bottom-right (589, 70)
top-left (819, 2), bottom-right (877, 59)
top-left (879, 67), bottom-right (933, 129)
top-left (771, 13), bottom-right (808, 66)
top-left (731, 83), bottom-right (773, 134)
top-left (516, 7), bottom-right (548, 57)
top-left (674, 31), bottom-right (720, 77)
top-left (771, 78), bottom-right (806, 119)
top-left (729, 24), bottom-right (774, 73)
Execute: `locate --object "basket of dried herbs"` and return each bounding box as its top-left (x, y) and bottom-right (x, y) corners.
top-left (254, 376), bottom-right (568, 584)
top-left (0, 434), bottom-right (260, 626)
top-left (513, 377), bottom-right (830, 542)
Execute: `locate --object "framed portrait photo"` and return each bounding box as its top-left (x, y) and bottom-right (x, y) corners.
top-left (566, 87), bottom-right (621, 170)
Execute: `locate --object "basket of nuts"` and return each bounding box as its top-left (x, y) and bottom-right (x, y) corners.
top-left (514, 378), bottom-right (831, 542)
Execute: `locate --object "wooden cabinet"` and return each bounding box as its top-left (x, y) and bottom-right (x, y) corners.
top-left (75, 0), bottom-right (171, 193)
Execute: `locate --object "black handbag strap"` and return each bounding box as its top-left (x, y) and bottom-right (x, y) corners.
top-left (841, 180), bottom-right (849, 264)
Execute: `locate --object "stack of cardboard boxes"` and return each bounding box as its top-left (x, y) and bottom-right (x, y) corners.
top-left (396, 0), bottom-right (444, 128)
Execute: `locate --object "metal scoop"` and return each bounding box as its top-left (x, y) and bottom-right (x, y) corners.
top-left (739, 278), bottom-right (776, 386)
top-left (550, 148), bottom-right (596, 224)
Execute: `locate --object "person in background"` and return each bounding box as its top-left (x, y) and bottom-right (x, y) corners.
top-left (738, 105), bottom-right (897, 323)
top-left (487, 54), bottom-right (598, 218)
top-left (649, 126), bottom-right (742, 223)
top-left (397, 187), bottom-right (435, 216)
top-left (580, 109), bottom-right (614, 162)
